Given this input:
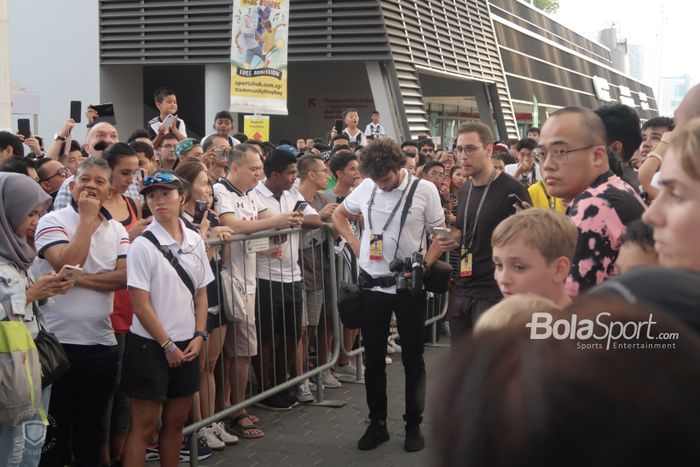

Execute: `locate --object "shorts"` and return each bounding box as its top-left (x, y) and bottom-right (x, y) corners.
top-left (304, 288), bottom-right (325, 327)
top-left (224, 293), bottom-right (258, 358)
top-left (207, 304), bottom-right (228, 332)
top-left (122, 333), bottom-right (200, 401)
top-left (257, 279), bottom-right (303, 343)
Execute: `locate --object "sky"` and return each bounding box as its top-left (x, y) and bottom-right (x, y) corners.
top-left (554, 0), bottom-right (697, 96)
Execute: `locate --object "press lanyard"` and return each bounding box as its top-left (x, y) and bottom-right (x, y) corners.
top-left (461, 169), bottom-right (496, 250)
top-left (539, 180), bottom-right (555, 209)
top-left (367, 173), bottom-right (412, 233)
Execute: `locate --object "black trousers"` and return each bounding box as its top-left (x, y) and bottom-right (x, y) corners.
top-left (360, 289), bottom-right (427, 426)
top-left (39, 344), bottom-right (118, 467)
top-left (448, 286), bottom-right (499, 343)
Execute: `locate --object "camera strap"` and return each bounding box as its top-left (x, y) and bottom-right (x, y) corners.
top-left (142, 231), bottom-right (196, 299)
top-left (393, 178), bottom-right (420, 260)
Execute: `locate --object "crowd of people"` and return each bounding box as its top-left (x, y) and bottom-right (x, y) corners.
top-left (2, 80), bottom-right (700, 467)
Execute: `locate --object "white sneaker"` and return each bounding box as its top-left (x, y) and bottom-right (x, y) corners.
top-left (198, 426), bottom-right (225, 451)
top-left (296, 380), bottom-right (314, 403)
top-left (211, 422), bottom-right (239, 446)
top-left (333, 363), bottom-right (357, 376)
top-left (385, 356), bottom-right (393, 365)
top-left (323, 371), bottom-right (342, 388)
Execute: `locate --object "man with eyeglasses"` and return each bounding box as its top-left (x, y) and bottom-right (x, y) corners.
top-left (538, 106), bottom-right (645, 297)
top-left (157, 133), bottom-right (179, 170)
top-left (436, 122), bottom-right (530, 341)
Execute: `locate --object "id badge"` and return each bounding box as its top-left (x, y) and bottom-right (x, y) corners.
top-left (369, 233), bottom-right (383, 261)
top-left (460, 247), bottom-right (473, 277)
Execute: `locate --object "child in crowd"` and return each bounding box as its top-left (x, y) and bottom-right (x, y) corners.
top-left (146, 86), bottom-right (187, 144)
top-left (201, 111), bottom-right (242, 149)
top-left (491, 208), bottom-right (577, 308)
top-left (333, 108), bottom-right (367, 147)
top-left (612, 220), bottom-right (658, 276)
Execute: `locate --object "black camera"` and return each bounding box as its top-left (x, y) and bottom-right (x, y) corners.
top-left (389, 252), bottom-right (424, 295)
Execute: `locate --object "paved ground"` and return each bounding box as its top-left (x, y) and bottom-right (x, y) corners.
top-left (198, 341), bottom-right (450, 467)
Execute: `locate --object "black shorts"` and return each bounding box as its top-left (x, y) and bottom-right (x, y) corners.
top-left (256, 279), bottom-right (303, 343)
top-left (207, 305), bottom-right (228, 332)
top-left (122, 333), bottom-right (200, 401)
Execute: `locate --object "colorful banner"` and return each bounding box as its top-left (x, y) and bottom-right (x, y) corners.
top-left (230, 0), bottom-right (289, 115)
top-left (243, 115), bottom-right (270, 141)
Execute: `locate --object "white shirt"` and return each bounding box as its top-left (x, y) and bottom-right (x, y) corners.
top-left (147, 115), bottom-right (187, 139)
top-left (254, 181), bottom-right (318, 283)
top-left (364, 123), bottom-right (386, 138)
top-left (504, 162), bottom-right (542, 184)
top-left (34, 203), bottom-right (130, 345)
top-left (343, 128), bottom-right (368, 147)
top-left (651, 171), bottom-right (662, 189)
top-left (213, 179), bottom-right (266, 291)
top-left (127, 218), bottom-right (214, 342)
top-left (343, 169), bottom-right (444, 294)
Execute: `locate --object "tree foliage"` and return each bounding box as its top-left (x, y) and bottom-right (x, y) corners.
top-left (533, 0), bottom-right (560, 14)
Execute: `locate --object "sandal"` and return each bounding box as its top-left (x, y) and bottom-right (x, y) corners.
top-left (229, 413), bottom-right (265, 439)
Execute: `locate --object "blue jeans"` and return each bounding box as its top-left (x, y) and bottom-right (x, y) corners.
top-left (0, 386), bottom-right (52, 467)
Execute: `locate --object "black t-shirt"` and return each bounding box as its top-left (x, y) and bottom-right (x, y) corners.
top-left (453, 171), bottom-right (531, 301)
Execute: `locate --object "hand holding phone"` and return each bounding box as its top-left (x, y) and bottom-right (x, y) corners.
top-left (192, 200), bottom-right (208, 225)
top-left (70, 101), bottom-right (82, 123)
top-left (433, 227), bottom-right (451, 238)
top-left (58, 264), bottom-right (84, 281)
top-left (162, 114), bottom-right (176, 129)
top-left (293, 200), bottom-right (309, 213)
top-left (334, 119), bottom-right (344, 135)
top-left (17, 119), bottom-right (31, 139)
top-left (508, 193), bottom-right (529, 211)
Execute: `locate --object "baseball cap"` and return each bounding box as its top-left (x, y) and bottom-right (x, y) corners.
top-left (176, 138), bottom-right (197, 158)
top-left (275, 144), bottom-right (300, 158)
top-left (140, 170), bottom-right (183, 195)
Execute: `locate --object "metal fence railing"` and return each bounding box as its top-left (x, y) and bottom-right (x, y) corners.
top-left (181, 226), bottom-right (449, 466)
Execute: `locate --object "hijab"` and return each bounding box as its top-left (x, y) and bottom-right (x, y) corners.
top-left (0, 172), bottom-right (51, 270)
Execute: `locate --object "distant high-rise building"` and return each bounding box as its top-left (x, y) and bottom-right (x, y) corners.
top-left (628, 44), bottom-right (645, 82)
top-left (658, 75), bottom-right (692, 116)
top-left (598, 26), bottom-right (629, 75)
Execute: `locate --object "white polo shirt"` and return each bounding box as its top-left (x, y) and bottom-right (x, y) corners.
top-left (213, 178), bottom-right (266, 291)
top-left (127, 218), bottom-right (214, 342)
top-left (34, 202), bottom-right (130, 345)
top-left (343, 169), bottom-right (444, 294)
top-left (254, 181), bottom-right (318, 283)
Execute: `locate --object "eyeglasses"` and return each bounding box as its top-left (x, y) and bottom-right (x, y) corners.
top-left (40, 166), bottom-right (70, 183)
top-left (143, 172), bottom-right (175, 187)
top-left (454, 145), bottom-right (483, 156)
top-left (161, 144), bottom-right (176, 150)
top-left (538, 144), bottom-right (596, 163)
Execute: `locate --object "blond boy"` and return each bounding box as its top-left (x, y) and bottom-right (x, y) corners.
top-left (491, 209), bottom-right (578, 308)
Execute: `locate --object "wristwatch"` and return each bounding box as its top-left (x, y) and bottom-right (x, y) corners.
top-left (53, 134), bottom-right (66, 142)
top-left (194, 330), bottom-right (208, 341)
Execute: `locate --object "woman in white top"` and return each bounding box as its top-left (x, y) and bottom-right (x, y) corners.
top-left (122, 171), bottom-right (214, 467)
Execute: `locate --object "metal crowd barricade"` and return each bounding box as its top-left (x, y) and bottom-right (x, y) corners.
top-left (182, 226), bottom-right (450, 466)
top-left (182, 226), bottom-right (343, 467)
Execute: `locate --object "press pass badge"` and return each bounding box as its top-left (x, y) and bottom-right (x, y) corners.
top-left (369, 233), bottom-right (383, 260)
top-left (460, 247), bottom-right (473, 277)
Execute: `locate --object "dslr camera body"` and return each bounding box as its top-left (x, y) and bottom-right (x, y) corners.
top-left (389, 252), bottom-right (424, 295)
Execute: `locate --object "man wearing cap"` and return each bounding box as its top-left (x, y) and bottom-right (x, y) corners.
top-left (176, 138), bottom-right (204, 165)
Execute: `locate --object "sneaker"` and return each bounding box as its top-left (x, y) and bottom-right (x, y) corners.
top-left (322, 371), bottom-right (343, 388)
top-left (404, 425), bottom-right (425, 452)
top-left (333, 362), bottom-right (357, 376)
top-left (211, 421), bottom-right (239, 446)
top-left (308, 379), bottom-right (317, 392)
top-left (357, 420), bottom-right (390, 450)
top-left (255, 393), bottom-right (294, 411)
top-left (386, 341), bottom-right (396, 354)
top-left (145, 443), bottom-right (159, 462)
top-left (280, 389), bottom-right (301, 408)
top-left (296, 381), bottom-right (314, 403)
top-left (179, 435), bottom-right (214, 462)
top-left (385, 356), bottom-right (393, 365)
top-left (198, 427), bottom-right (225, 451)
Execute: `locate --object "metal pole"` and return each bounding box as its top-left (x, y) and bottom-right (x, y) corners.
top-left (0, 0), bottom-right (11, 130)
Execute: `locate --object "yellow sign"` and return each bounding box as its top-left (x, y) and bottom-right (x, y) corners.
top-left (243, 115), bottom-right (270, 141)
top-left (230, 0), bottom-right (289, 115)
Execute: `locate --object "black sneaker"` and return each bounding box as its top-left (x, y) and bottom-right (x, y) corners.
top-left (357, 420), bottom-right (390, 450)
top-left (280, 389), bottom-right (301, 407)
top-left (404, 425), bottom-right (425, 452)
top-left (254, 393), bottom-right (294, 411)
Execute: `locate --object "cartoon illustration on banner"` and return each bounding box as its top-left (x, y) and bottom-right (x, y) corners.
top-left (230, 0), bottom-right (289, 115)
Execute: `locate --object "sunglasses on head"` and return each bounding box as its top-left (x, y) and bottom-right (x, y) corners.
top-left (143, 172), bottom-right (175, 187)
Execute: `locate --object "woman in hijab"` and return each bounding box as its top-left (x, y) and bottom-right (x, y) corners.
top-left (0, 173), bottom-right (75, 467)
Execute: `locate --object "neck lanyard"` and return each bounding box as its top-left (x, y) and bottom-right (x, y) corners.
top-left (367, 173), bottom-right (411, 233)
top-left (461, 169), bottom-right (496, 250)
top-left (538, 180), bottom-right (555, 209)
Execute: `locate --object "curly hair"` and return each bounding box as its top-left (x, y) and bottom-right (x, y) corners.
top-left (358, 139), bottom-right (405, 180)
